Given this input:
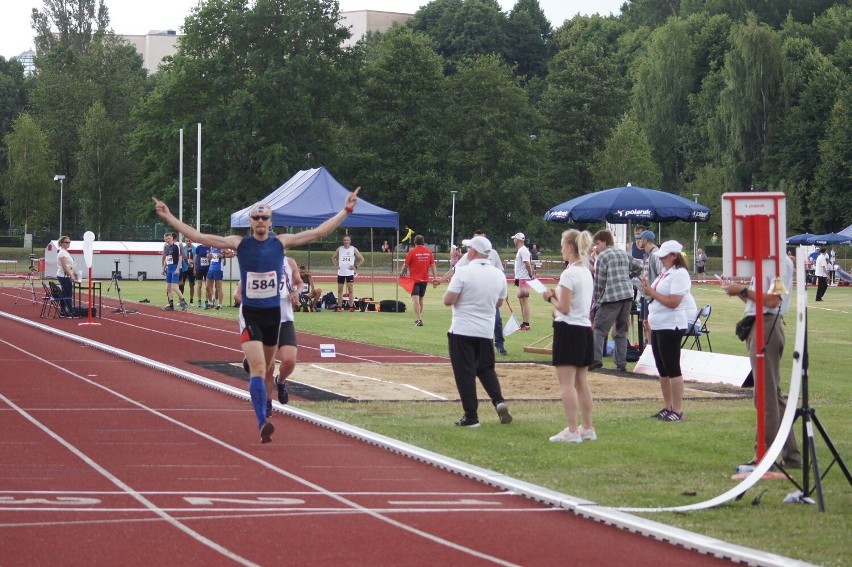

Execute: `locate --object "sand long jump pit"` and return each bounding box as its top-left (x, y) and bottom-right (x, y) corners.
top-left (287, 363), bottom-right (748, 403)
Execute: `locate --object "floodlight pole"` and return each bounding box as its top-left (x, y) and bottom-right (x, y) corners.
top-left (693, 193), bottom-right (700, 273)
top-left (450, 190), bottom-right (458, 251)
top-left (54, 175), bottom-right (65, 236)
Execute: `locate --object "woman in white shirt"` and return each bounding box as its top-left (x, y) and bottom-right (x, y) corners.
top-left (542, 229), bottom-right (596, 444)
top-left (56, 235), bottom-right (78, 314)
top-left (641, 240), bottom-right (691, 422)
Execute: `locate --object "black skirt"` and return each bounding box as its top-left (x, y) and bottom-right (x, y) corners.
top-left (552, 321), bottom-right (594, 367)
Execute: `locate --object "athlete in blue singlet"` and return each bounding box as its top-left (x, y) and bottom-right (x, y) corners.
top-left (153, 188), bottom-right (361, 443)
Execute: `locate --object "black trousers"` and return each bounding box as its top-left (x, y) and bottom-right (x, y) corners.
top-left (448, 332), bottom-right (505, 419)
top-left (816, 276), bottom-right (828, 300)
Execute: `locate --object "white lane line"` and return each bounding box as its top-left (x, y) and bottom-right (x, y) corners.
top-left (0, 359), bottom-right (257, 566)
top-left (308, 364), bottom-right (448, 400)
top-left (0, 327), bottom-right (517, 567)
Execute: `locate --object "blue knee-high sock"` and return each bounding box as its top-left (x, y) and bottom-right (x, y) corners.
top-left (249, 377), bottom-right (268, 429)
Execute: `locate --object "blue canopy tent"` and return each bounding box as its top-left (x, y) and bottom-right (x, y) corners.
top-left (838, 223), bottom-right (852, 238)
top-left (230, 167), bottom-right (399, 299)
top-left (805, 233), bottom-right (852, 246)
top-left (230, 167), bottom-right (398, 229)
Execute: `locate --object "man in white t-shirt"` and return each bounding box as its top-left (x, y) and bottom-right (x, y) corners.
top-left (511, 232), bottom-right (534, 330)
top-left (443, 235), bottom-right (512, 428)
top-left (814, 248), bottom-right (829, 301)
top-left (331, 235), bottom-right (364, 311)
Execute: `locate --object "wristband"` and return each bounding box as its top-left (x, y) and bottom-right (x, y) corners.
top-left (344, 206), bottom-right (354, 214)
top-left (739, 287), bottom-right (749, 299)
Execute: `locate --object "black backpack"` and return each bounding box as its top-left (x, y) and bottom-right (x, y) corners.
top-left (379, 299), bottom-right (406, 313)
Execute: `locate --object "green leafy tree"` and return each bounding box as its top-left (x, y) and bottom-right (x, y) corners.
top-left (1, 114), bottom-right (55, 234)
top-left (811, 86), bottom-right (852, 231)
top-left (444, 54), bottom-right (544, 241)
top-left (445, 0), bottom-right (509, 64)
top-left (591, 112), bottom-right (662, 190)
top-left (0, 58), bottom-right (29, 171)
top-left (132, 0), bottom-right (354, 230)
top-left (76, 101), bottom-right (131, 239)
top-left (505, 0), bottom-right (552, 81)
top-left (344, 28), bottom-right (451, 238)
top-left (717, 15), bottom-right (784, 187)
top-left (31, 0), bottom-right (109, 56)
top-left (540, 39), bottom-right (629, 199)
top-left (632, 17), bottom-right (696, 190)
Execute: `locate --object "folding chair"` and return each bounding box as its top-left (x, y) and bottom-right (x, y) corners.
top-left (48, 280), bottom-right (74, 318)
top-left (681, 304), bottom-right (712, 351)
top-left (40, 280), bottom-right (62, 318)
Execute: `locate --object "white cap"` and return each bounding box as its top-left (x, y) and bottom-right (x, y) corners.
top-left (462, 236), bottom-right (492, 255)
top-left (511, 232), bottom-right (525, 241)
top-left (653, 240), bottom-right (684, 257)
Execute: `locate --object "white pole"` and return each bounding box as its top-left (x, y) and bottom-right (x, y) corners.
top-left (178, 129), bottom-right (183, 235)
top-left (450, 190), bottom-right (458, 251)
top-left (693, 193), bottom-right (699, 274)
top-left (196, 123), bottom-right (202, 230)
top-left (59, 178), bottom-right (63, 237)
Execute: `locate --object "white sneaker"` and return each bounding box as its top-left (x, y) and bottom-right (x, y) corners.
top-left (549, 428), bottom-right (582, 443)
top-left (495, 402), bottom-right (512, 425)
top-left (578, 425), bottom-right (597, 441)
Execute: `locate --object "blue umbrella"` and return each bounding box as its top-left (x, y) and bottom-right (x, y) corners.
top-left (805, 233), bottom-right (852, 246)
top-left (544, 184), bottom-right (711, 224)
top-left (787, 233), bottom-right (817, 245)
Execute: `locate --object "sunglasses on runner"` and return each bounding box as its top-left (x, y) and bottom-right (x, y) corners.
top-left (251, 215), bottom-right (270, 221)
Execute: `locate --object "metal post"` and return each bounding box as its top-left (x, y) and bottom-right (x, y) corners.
top-left (54, 175), bottom-right (65, 236)
top-left (196, 123), bottom-right (202, 230)
top-left (450, 190), bottom-right (458, 251)
top-left (693, 193), bottom-right (699, 273)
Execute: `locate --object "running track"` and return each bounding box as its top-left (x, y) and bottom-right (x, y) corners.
top-left (0, 292), bottom-right (783, 565)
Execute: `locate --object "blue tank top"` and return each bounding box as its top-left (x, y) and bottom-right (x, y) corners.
top-left (208, 248), bottom-right (223, 272)
top-left (237, 236), bottom-right (284, 309)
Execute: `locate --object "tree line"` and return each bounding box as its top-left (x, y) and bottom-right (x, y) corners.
top-left (1, 0), bottom-right (850, 249)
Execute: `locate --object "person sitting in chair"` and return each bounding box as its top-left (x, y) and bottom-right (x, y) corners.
top-left (298, 265), bottom-right (322, 311)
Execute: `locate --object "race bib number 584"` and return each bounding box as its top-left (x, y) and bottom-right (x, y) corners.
top-left (246, 271), bottom-right (278, 299)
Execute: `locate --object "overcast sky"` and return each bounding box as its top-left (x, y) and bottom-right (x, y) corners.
top-left (1, 0), bottom-right (623, 60)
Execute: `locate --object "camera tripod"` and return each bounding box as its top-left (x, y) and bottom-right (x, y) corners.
top-left (14, 257), bottom-right (38, 306)
top-left (107, 259), bottom-right (137, 316)
top-left (781, 310), bottom-right (852, 511)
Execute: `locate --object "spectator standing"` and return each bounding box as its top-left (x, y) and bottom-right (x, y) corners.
top-left (589, 229), bottom-right (643, 372)
top-left (695, 248), bottom-right (708, 282)
top-left (641, 240), bottom-right (691, 422)
top-left (179, 236), bottom-right (196, 305)
top-left (631, 225), bottom-right (647, 260)
top-left (206, 245), bottom-right (225, 310)
top-left (512, 232), bottom-right (534, 331)
top-left (332, 235), bottom-right (365, 311)
top-left (437, 230), bottom-right (508, 355)
top-left (194, 241), bottom-right (209, 308)
top-left (636, 230), bottom-right (663, 343)
top-left (722, 254), bottom-right (801, 469)
top-left (56, 235), bottom-right (79, 315)
top-left (162, 232), bottom-right (188, 311)
top-left (443, 235), bottom-right (512, 427)
top-left (815, 248), bottom-right (829, 301)
top-left (542, 229), bottom-right (596, 443)
top-left (401, 225), bottom-right (415, 250)
top-left (401, 235), bottom-right (438, 326)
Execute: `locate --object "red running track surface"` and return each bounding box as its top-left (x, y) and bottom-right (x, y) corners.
top-left (0, 298), bottom-right (733, 565)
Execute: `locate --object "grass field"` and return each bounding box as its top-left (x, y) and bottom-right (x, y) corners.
top-left (3, 255), bottom-right (850, 565)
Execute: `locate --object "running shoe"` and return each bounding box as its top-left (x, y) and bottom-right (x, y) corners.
top-left (549, 428), bottom-right (582, 443)
top-left (495, 402), bottom-right (512, 425)
top-left (414, 320), bottom-right (423, 326)
top-left (651, 408), bottom-right (670, 420)
top-left (197, 301), bottom-right (202, 308)
top-left (265, 400), bottom-right (273, 419)
top-left (163, 305), bottom-right (174, 311)
top-left (335, 307), bottom-right (343, 312)
top-left (519, 324), bottom-right (531, 331)
top-left (215, 304), bottom-right (221, 310)
top-left (453, 416), bottom-right (481, 428)
top-left (274, 376), bottom-right (289, 404)
top-left (578, 425), bottom-right (597, 441)
top-left (260, 420), bottom-right (275, 443)
top-left (180, 300), bottom-right (188, 311)
top-left (662, 411), bottom-right (685, 422)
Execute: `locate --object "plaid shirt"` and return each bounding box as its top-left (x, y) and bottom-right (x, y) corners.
top-left (594, 245), bottom-right (642, 304)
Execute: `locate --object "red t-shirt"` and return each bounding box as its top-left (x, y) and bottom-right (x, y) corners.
top-left (404, 245), bottom-right (435, 282)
